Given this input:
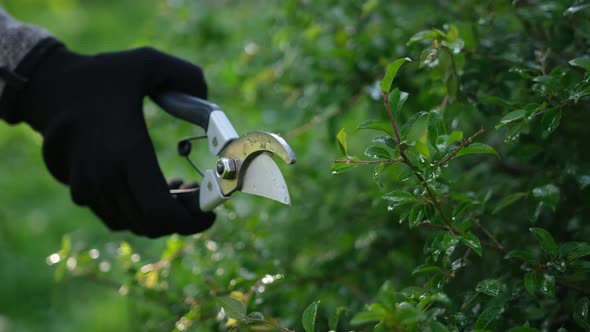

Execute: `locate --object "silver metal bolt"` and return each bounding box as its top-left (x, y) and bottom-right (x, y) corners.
top-left (216, 158), bottom-right (237, 179)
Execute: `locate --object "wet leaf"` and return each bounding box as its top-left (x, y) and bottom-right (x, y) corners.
top-left (475, 305), bottom-right (504, 329)
top-left (461, 232), bottom-right (482, 256)
top-left (336, 128), bottom-right (348, 156)
top-left (574, 297), bottom-right (590, 331)
top-left (569, 57), bottom-right (590, 71)
top-left (217, 297), bottom-right (246, 320)
top-left (411, 264), bottom-right (444, 276)
top-left (476, 279), bottom-right (501, 296)
top-left (383, 190), bottom-right (417, 208)
top-left (505, 250), bottom-right (536, 264)
top-left (389, 88), bottom-right (409, 119)
top-left (331, 163), bottom-right (359, 174)
top-left (530, 227), bottom-right (559, 258)
top-left (356, 120), bottom-right (393, 135)
top-left (365, 146), bottom-right (391, 159)
top-left (302, 301), bottom-right (319, 332)
top-left (408, 204), bottom-right (425, 229)
top-left (539, 273), bottom-right (555, 297)
top-left (524, 271), bottom-right (540, 296)
top-left (403, 112), bottom-right (429, 143)
top-left (456, 143), bottom-right (499, 158)
top-left (372, 135), bottom-right (397, 148)
top-left (532, 184), bottom-right (560, 211)
top-left (380, 57), bottom-right (411, 93)
top-left (493, 192), bottom-right (527, 214)
top-left (541, 109), bottom-right (561, 138)
top-left (496, 110), bottom-right (526, 129)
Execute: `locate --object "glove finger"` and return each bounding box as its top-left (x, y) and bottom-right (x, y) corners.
top-left (122, 139), bottom-right (215, 238)
top-left (132, 47), bottom-right (207, 99)
top-left (168, 178), bottom-right (184, 190)
top-left (70, 146), bottom-right (128, 231)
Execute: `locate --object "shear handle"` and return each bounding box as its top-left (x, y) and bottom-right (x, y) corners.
top-left (153, 91), bottom-right (221, 130)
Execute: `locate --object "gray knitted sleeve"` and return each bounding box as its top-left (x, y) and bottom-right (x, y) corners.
top-left (0, 8), bottom-right (51, 99)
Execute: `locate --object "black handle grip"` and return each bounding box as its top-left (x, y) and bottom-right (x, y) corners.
top-left (152, 91), bottom-right (221, 130)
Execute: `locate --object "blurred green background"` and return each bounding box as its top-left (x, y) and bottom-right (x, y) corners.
top-left (0, 1), bottom-right (283, 330)
top-left (1, 0), bottom-right (589, 331)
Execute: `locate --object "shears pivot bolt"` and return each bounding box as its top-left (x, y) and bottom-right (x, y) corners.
top-left (216, 157), bottom-right (237, 179)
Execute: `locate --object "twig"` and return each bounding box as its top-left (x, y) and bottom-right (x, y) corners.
top-left (382, 91), bottom-right (405, 154)
top-left (476, 223), bottom-right (505, 252)
top-left (434, 128), bottom-right (485, 171)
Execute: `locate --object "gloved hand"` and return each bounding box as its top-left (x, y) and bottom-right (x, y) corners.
top-left (0, 41), bottom-right (215, 237)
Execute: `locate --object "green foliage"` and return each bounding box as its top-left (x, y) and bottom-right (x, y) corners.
top-left (2, 0), bottom-right (590, 331)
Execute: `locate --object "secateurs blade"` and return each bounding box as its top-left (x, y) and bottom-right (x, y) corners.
top-left (154, 91), bottom-right (296, 212)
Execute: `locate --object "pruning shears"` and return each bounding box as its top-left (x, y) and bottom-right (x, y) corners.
top-left (154, 92), bottom-right (296, 211)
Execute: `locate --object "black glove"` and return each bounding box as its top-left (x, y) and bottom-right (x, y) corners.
top-left (0, 39), bottom-right (215, 237)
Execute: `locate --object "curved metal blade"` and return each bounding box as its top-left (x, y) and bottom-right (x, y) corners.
top-left (240, 153), bottom-right (291, 205)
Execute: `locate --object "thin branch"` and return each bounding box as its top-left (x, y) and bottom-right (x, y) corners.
top-left (382, 91), bottom-right (404, 154)
top-left (476, 223), bottom-right (506, 252)
top-left (435, 128), bottom-right (485, 171)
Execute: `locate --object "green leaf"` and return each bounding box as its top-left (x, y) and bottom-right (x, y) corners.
top-left (365, 146), bottom-right (391, 159)
top-left (380, 57), bottom-right (411, 93)
top-left (430, 321), bottom-right (450, 332)
top-left (504, 250), bottom-right (536, 264)
top-left (336, 128), bottom-right (348, 156)
top-left (408, 204), bottom-right (425, 229)
top-left (403, 112), bottom-right (429, 143)
top-left (389, 88), bottom-right (409, 119)
top-left (530, 227), bottom-right (559, 258)
top-left (496, 110), bottom-right (526, 129)
top-left (524, 271), bottom-right (540, 296)
top-left (302, 301), bottom-right (319, 332)
top-left (571, 260), bottom-right (590, 272)
top-left (407, 29), bottom-right (446, 45)
top-left (456, 143), bottom-right (499, 158)
top-left (493, 192), bottom-right (528, 214)
top-left (532, 184), bottom-right (560, 211)
top-left (569, 57), bottom-right (590, 72)
top-left (541, 109), bottom-right (562, 138)
top-left (461, 232), bottom-right (482, 256)
top-left (372, 135), bottom-right (397, 148)
top-left (328, 307), bottom-right (347, 331)
top-left (568, 244), bottom-right (590, 260)
top-left (574, 297), bottom-right (590, 331)
top-left (387, 163), bottom-right (414, 181)
top-left (476, 279), bottom-right (501, 296)
top-left (539, 273), bottom-right (555, 297)
top-left (356, 120), bottom-right (393, 135)
top-left (411, 264), bottom-right (444, 276)
top-left (248, 312), bottom-right (265, 319)
top-left (217, 297), bottom-right (246, 320)
top-left (350, 306), bottom-right (386, 325)
top-left (506, 327), bottom-right (540, 332)
top-left (383, 190), bottom-right (417, 208)
top-left (475, 305), bottom-right (504, 329)
top-left (331, 163), bottom-right (359, 174)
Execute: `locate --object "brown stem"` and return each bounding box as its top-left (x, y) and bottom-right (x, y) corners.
top-left (382, 91), bottom-right (404, 153)
top-left (435, 128), bottom-right (485, 172)
top-left (477, 223), bottom-right (506, 252)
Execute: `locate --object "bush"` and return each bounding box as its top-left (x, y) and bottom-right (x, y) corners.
top-left (42, 0), bottom-right (590, 331)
